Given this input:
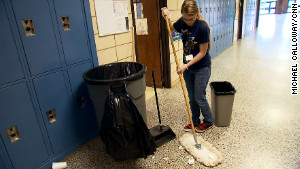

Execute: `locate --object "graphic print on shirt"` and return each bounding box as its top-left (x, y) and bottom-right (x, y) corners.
top-left (181, 29), bottom-right (198, 63)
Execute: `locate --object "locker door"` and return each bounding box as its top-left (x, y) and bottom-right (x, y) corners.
top-left (33, 71), bottom-right (80, 154)
top-left (0, 155), bottom-right (5, 169)
top-left (210, 25), bottom-right (215, 58)
top-left (10, 0), bottom-right (61, 75)
top-left (220, 0), bottom-right (223, 25)
top-left (213, 0), bottom-right (217, 25)
top-left (67, 62), bottom-right (98, 137)
top-left (197, 0), bottom-right (204, 18)
top-left (53, 0), bottom-right (90, 65)
top-left (216, 23), bottom-right (221, 54)
top-left (221, 23), bottom-right (225, 51)
top-left (216, 0), bottom-right (220, 24)
top-left (209, 0), bottom-right (214, 25)
top-left (0, 83), bottom-right (49, 169)
top-left (0, 3), bottom-right (25, 86)
top-left (204, 0), bottom-right (209, 21)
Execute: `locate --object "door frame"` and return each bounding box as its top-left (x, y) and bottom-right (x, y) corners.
top-left (237, 0), bottom-right (244, 39)
top-left (159, 0), bottom-right (171, 88)
top-left (130, 0), bottom-right (171, 88)
top-left (255, 0), bottom-right (260, 27)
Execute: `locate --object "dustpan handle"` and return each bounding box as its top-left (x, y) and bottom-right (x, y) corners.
top-left (152, 70), bottom-right (162, 125)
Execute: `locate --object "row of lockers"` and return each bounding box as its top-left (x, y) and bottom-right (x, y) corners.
top-left (0, 0), bottom-right (99, 169)
top-left (0, 0), bottom-right (94, 86)
top-left (210, 22), bottom-right (234, 58)
top-left (195, 0), bottom-right (236, 58)
top-left (196, 0), bottom-right (236, 26)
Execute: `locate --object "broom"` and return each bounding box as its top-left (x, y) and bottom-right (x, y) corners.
top-left (164, 15), bottom-right (222, 167)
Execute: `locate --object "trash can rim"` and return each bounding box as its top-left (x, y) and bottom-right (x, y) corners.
top-left (83, 62), bottom-right (147, 85)
top-left (210, 81), bottom-right (236, 96)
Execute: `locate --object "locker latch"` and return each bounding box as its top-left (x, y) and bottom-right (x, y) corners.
top-left (77, 96), bottom-right (86, 108)
top-left (61, 16), bottom-right (70, 31)
top-left (22, 19), bottom-right (35, 36)
top-left (46, 109), bottom-right (57, 124)
top-left (6, 126), bottom-right (21, 143)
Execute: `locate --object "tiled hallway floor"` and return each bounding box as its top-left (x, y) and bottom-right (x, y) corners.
top-left (64, 14), bottom-right (300, 169)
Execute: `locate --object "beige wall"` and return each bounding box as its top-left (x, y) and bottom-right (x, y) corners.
top-left (168, 0), bottom-right (184, 86)
top-left (89, 0), bottom-right (135, 65)
top-left (88, 0), bottom-right (183, 86)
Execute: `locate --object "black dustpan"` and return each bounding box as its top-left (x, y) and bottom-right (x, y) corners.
top-left (149, 70), bottom-right (176, 147)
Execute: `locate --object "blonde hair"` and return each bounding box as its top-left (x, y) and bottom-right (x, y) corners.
top-left (181, 0), bottom-right (211, 51)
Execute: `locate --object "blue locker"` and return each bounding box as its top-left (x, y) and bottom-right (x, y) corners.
top-left (221, 23), bottom-right (225, 51)
top-left (53, 0), bottom-right (91, 65)
top-left (213, 0), bottom-right (217, 25)
top-left (10, 0), bottom-right (62, 75)
top-left (0, 83), bottom-right (49, 169)
top-left (67, 62), bottom-right (98, 137)
top-left (0, 3), bottom-right (25, 86)
top-left (217, 0), bottom-right (221, 24)
top-left (0, 156), bottom-right (5, 169)
top-left (216, 23), bottom-right (221, 55)
top-left (210, 0), bottom-right (214, 25)
top-left (197, 0), bottom-right (204, 18)
top-left (221, 0), bottom-right (224, 24)
top-left (33, 71), bottom-right (80, 154)
top-left (225, 0), bottom-right (229, 24)
top-left (214, 25), bottom-right (218, 57)
top-left (204, 0), bottom-right (209, 22)
top-left (209, 0), bottom-right (214, 25)
top-left (210, 25), bottom-right (216, 58)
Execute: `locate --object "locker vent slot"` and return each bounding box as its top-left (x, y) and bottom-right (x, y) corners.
top-left (46, 109), bottom-right (57, 124)
top-left (6, 126), bottom-right (21, 143)
top-left (61, 16), bottom-right (71, 31)
top-left (22, 19), bottom-right (35, 36)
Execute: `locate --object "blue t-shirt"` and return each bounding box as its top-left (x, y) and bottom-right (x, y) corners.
top-left (173, 18), bottom-right (211, 70)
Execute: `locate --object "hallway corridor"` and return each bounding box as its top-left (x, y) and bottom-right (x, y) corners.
top-left (64, 14), bottom-right (300, 169)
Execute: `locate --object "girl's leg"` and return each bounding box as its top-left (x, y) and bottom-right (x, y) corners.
top-left (183, 70), bottom-right (200, 125)
top-left (193, 67), bottom-right (213, 125)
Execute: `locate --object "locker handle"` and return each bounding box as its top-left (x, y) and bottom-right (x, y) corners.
top-left (205, 8), bottom-right (208, 13)
top-left (6, 126), bottom-right (21, 143)
top-left (200, 8), bottom-right (203, 13)
top-left (46, 109), bottom-right (57, 124)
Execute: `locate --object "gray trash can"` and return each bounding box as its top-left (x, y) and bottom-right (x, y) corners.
top-left (83, 62), bottom-right (147, 130)
top-left (210, 81), bottom-right (236, 127)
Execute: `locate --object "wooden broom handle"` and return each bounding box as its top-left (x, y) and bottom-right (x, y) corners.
top-left (165, 16), bottom-right (197, 135)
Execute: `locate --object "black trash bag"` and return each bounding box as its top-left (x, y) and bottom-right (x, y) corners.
top-left (100, 85), bottom-right (156, 162)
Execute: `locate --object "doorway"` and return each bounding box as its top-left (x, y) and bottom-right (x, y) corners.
top-left (131, 0), bottom-right (170, 88)
top-left (237, 0), bottom-right (244, 39)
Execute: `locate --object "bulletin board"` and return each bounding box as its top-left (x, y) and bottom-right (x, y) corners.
top-left (95, 0), bottom-right (130, 36)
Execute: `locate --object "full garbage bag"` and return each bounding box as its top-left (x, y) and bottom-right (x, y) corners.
top-left (100, 85), bottom-right (156, 161)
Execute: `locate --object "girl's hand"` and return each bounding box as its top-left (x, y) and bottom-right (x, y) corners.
top-left (177, 65), bottom-right (188, 74)
top-left (161, 7), bottom-right (170, 19)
